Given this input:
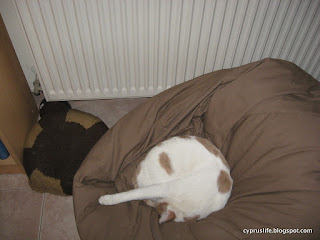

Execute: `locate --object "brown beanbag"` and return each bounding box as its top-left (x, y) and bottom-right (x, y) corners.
top-left (73, 58), bottom-right (320, 239)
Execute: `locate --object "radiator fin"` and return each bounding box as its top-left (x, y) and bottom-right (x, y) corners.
top-left (15, 0), bottom-right (320, 100)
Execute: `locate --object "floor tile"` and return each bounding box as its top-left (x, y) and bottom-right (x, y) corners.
top-left (0, 174), bottom-right (31, 191)
top-left (70, 98), bottom-right (149, 127)
top-left (70, 99), bottom-right (127, 127)
top-left (127, 98), bottom-right (150, 117)
top-left (40, 194), bottom-right (80, 240)
top-left (33, 92), bottom-right (149, 128)
top-left (0, 190), bottom-right (43, 240)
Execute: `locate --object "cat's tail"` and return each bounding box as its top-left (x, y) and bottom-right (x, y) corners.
top-left (99, 182), bottom-right (169, 205)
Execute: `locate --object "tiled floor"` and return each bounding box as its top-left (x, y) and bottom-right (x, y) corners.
top-left (0, 94), bottom-right (149, 240)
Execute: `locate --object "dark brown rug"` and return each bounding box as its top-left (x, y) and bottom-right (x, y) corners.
top-left (23, 100), bottom-right (108, 195)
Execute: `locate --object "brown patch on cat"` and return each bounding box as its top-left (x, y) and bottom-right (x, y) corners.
top-left (156, 142), bottom-right (164, 147)
top-left (155, 202), bottom-right (169, 214)
top-left (156, 202), bottom-right (176, 222)
top-left (217, 170), bottom-right (232, 193)
top-left (132, 163), bottom-right (141, 188)
top-left (184, 214), bottom-right (200, 222)
top-left (165, 210), bottom-right (176, 222)
top-left (195, 137), bottom-right (229, 168)
top-left (159, 152), bottom-right (174, 175)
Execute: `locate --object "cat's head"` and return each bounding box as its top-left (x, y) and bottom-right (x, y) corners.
top-left (155, 202), bottom-right (200, 223)
top-left (155, 202), bottom-right (176, 223)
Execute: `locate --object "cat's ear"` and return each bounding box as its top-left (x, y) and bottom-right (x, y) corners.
top-left (156, 202), bottom-right (176, 224)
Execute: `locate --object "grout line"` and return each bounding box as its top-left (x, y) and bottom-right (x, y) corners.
top-left (0, 188), bottom-right (32, 192)
top-left (38, 193), bottom-right (45, 240)
top-left (0, 173), bottom-right (26, 176)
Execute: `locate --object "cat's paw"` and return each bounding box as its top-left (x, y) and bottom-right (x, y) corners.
top-left (98, 195), bottom-right (114, 205)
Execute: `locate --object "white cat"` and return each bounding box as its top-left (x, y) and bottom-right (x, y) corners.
top-left (99, 135), bottom-right (233, 223)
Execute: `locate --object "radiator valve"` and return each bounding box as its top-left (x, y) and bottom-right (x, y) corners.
top-left (33, 76), bottom-right (41, 96)
top-left (32, 66), bottom-right (42, 96)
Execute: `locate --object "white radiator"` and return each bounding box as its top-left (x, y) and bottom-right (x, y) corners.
top-left (14, 0), bottom-right (320, 100)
